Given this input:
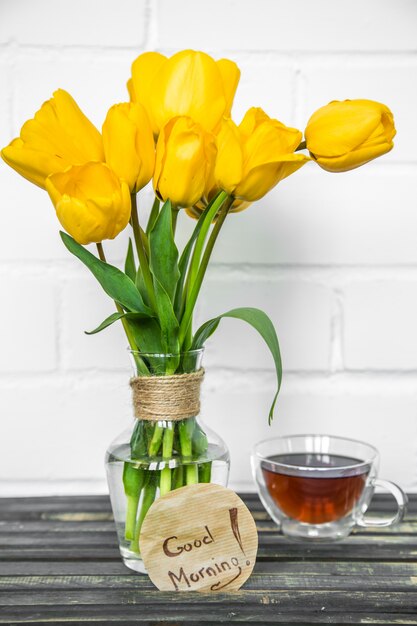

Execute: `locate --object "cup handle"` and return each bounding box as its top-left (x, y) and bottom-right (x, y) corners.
top-left (356, 478), bottom-right (408, 528)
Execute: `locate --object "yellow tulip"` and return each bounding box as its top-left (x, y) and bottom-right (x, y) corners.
top-left (102, 102), bottom-right (155, 194)
top-left (153, 116), bottom-right (216, 208)
top-left (213, 108), bottom-right (309, 203)
top-left (1, 89), bottom-right (104, 189)
top-left (128, 50), bottom-right (240, 136)
top-left (45, 162), bottom-right (131, 245)
top-left (305, 99), bottom-right (396, 172)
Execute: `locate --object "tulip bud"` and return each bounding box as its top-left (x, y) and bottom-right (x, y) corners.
top-left (213, 108), bottom-right (309, 204)
top-left (45, 163), bottom-right (131, 245)
top-left (102, 102), bottom-right (155, 194)
top-left (1, 89), bottom-right (104, 189)
top-left (305, 99), bottom-right (396, 172)
top-left (153, 116), bottom-right (216, 208)
top-left (128, 50), bottom-right (240, 136)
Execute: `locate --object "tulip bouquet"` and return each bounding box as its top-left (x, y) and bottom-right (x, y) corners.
top-left (1, 50), bottom-right (395, 563)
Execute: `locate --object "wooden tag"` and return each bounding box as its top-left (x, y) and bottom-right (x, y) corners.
top-left (139, 483), bottom-right (258, 592)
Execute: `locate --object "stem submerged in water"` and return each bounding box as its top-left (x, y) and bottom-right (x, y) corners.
top-left (160, 426), bottom-right (174, 496)
top-left (131, 471), bottom-right (159, 554)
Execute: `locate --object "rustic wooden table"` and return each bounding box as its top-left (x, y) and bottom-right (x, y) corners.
top-left (0, 493), bottom-right (416, 624)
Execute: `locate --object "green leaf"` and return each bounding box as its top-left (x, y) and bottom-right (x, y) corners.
top-left (149, 200), bottom-right (180, 302)
top-left (124, 238), bottom-right (136, 282)
top-left (135, 267), bottom-right (150, 308)
top-left (60, 232), bottom-right (153, 316)
top-left (192, 307), bottom-right (282, 424)
top-left (154, 278), bottom-right (179, 353)
top-left (174, 193), bottom-right (223, 318)
top-left (129, 317), bottom-right (164, 354)
top-left (146, 196), bottom-right (160, 236)
top-left (85, 311), bottom-right (150, 335)
top-left (85, 312), bottom-right (126, 335)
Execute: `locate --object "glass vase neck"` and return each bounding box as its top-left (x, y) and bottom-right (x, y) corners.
top-left (128, 349), bottom-right (204, 377)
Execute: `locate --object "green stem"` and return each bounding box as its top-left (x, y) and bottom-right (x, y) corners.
top-left (146, 196), bottom-right (160, 235)
top-left (199, 462), bottom-right (212, 483)
top-left (160, 426), bottom-right (174, 496)
top-left (172, 206), bottom-right (180, 236)
top-left (131, 471), bottom-right (158, 554)
top-left (123, 464), bottom-right (145, 540)
top-left (130, 194), bottom-right (158, 313)
top-left (96, 243), bottom-right (149, 374)
top-left (172, 464), bottom-right (184, 490)
top-left (181, 191), bottom-right (228, 321)
top-left (148, 423), bottom-right (164, 456)
top-left (178, 195), bottom-right (233, 347)
top-left (179, 418), bottom-right (198, 485)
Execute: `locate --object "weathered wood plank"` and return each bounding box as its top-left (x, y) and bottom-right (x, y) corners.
top-left (0, 614), bottom-right (416, 626)
top-left (0, 494), bottom-right (416, 624)
top-left (2, 529), bottom-right (416, 548)
top-left (0, 493), bottom-right (416, 514)
top-left (0, 609), bottom-right (416, 626)
top-left (1, 559), bottom-right (417, 577)
top-left (0, 589), bottom-right (416, 610)
top-left (2, 544), bottom-right (417, 561)
top-left (3, 518), bottom-right (417, 536)
top-left (1, 572), bottom-right (416, 592)
top-left (2, 526), bottom-right (417, 546)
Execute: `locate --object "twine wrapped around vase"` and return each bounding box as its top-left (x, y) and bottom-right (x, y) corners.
top-left (130, 368), bottom-right (205, 421)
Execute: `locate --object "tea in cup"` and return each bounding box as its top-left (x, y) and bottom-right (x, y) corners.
top-left (251, 435), bottom-right (407, 540)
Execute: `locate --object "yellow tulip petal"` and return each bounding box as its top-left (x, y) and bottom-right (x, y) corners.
top-left (103, 102), bottom-right (155, 192)
top-left (214, 118), bottom-right (243, 195)
top-left (46, 163), bottom-right (131, 244)
top-left (129, 50), bottom-right (240, 136)
top-left (156, 51), bottom-right (226, 133)
top-left (244, 119), bottom-right (302, 171)
top-left (21, 89), bottom-right (104, 163)
top-left (238, 107), bottom-right (271, 137)
top-left (306, 99), bottom-right (395, 157)
top-left (312, 141), bottom-right (393, 172)
top-left (129, 52), bottom-right (167, 135)
top-left (154, 116), bottom-right (215, 208)
top-left (1, 138), bottom-right (70, 188)
top-left (216, 58), bottom-right (241, 117)
top-left (236, 153), bottom-right (309, 201)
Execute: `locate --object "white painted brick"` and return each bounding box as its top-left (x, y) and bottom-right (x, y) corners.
top-left (0, 60), bottom-right (11, 139)
top-left (231, 60), bottom-right (295, 126)
top-left (211, 167), bottom-right (417, 265)
top-left (301, 64), bottom-right (417, 163)
top-left (197, 277), bottom-right (333, 371)
top-left (0, 377), bottom-right (131, 481)
top-left (0, 0), bottom-right (147, 47)
top-left (0, 166), bottom-right (143, 264)
top-left (0, 277), bottom-right (57, 372)
top-left (61, 277), bottom-right (132, 371)
top-left (202, 382), bottom-right (417, 491)
top-left (13, 51), bottom-right (133, 136)
top-left (0, 167), bottom-right (69, 261)
top-left (157, 0), bottom-right (417, 52)
top-left (0, 0), bottom-right (416, 496)
top-left (344, 281), bottom-right (417, 370)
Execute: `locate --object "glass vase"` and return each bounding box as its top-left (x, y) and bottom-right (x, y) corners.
top-left (105, 349), bottom-right (230, 573)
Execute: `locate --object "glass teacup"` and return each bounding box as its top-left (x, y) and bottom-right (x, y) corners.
top-left (251, 434), bottom-right (407, 540)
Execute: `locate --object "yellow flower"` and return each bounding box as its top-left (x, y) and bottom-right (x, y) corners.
top-left (45, 162), bottom-right (131, 245)
top-left (128, 50), bottom-right (240, 136)
top-left (102, 102), bottom-right (155, 194)
top-left (213, 108), bottom-right (309, 203)
top-left (153, 116), bottom-right (216, 209)
top-left (305, 99), bottom-right (396, 172)
top-left (1, 89), bottom-right (104, 189)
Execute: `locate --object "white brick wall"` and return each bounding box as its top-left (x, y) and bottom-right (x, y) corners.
top-left (0, 0), bottom-right (416, 496)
